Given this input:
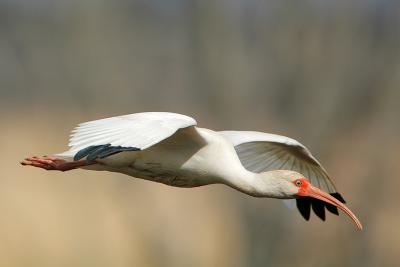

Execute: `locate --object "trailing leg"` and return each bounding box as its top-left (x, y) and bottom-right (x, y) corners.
top-left (21, 156), bottom-right (91, 171)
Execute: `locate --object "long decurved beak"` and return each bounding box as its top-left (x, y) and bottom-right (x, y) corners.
top-left (305, 185), bottom-right (363, 230)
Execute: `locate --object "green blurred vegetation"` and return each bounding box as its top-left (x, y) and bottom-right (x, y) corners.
top-left (1, 1), bottom-right (399, 266)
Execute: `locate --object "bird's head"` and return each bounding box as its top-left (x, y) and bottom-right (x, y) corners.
top-left (257, 170), bottom-right (363, 230)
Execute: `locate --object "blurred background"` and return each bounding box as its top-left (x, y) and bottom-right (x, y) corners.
top-left (1, 0), bottom-right (399, 266)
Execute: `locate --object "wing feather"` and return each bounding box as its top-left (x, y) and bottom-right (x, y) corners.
top-left (220, 131), bottom-right (337, 193)
top-left (57, 112), bottom-right (197, 158)
top-left (220, 130), bottom-right (343, 221)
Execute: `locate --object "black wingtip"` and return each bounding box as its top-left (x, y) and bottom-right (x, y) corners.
top-left (74, 145), bottom-right (105, 161)
top-left (325, 203), bottom-right (339, 215)
top-left (296, 198), bottom-right (311, 221)
top-left (311, 199), bottom-right (326, 221)
top-left (324, 192), bottom-right (346, 216)
top-left (331, 192), bottom-right (346, 203)
top-left (74, 144), bottom-right (140, 162)
top-left (296, 192), bottom-right (347, 221)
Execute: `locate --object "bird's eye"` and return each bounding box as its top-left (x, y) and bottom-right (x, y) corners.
top-left (295, 180), bottom-right (302, 187)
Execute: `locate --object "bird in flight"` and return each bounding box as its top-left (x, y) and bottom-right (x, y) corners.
top-left (21, 112), bottom-right (362, 230)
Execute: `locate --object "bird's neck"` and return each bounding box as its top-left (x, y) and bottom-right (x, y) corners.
top-left (223, 168), bottom-right (284, 198)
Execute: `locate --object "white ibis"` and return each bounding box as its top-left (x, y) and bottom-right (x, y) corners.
top-left (21, 112), bottom-right (362, 230)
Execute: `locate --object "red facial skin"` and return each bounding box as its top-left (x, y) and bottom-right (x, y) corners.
top-left (293, 178), bottom-right (363, 231)
top-left (292, 178), bottom-right (310, 196)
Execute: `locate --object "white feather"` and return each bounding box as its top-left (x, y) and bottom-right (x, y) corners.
top-left (57, 112), bottom-right (196, 158)
top-left (219, 130), bottom-right (337, 194)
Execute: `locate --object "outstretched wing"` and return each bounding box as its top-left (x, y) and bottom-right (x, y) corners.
top-left (57, 112), bottom-right (197, 160)
top-left (219, 130), bottom-right (346, 221)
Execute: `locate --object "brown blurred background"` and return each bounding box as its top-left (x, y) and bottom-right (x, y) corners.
top-left (1, 0), bottom-right (400, 266)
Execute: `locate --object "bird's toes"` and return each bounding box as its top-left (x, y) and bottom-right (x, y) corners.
top-left (20, 160), bottom-right (31, 166)
top-left (25, 156), bottom-right (38, 161)
top-left (21, 156), bottom-right (57, 170)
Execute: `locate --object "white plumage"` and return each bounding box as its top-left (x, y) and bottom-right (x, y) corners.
top-left (71, 112), bottom-right (196, 149)
top-left (60, 113), bottom-right (334, 192)
top-left (220, 131), bottom-right (336, 193)
top-left (61, 112), bottom-right (196, 157)
top-left (22, 112), bottom-right (362, 230)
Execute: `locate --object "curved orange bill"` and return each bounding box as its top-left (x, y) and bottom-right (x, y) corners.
top-left (305, 185), bottom-right (363, 230)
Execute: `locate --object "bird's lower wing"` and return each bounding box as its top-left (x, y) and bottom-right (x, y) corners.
top-left (219, 130), bottom-right (346, 221)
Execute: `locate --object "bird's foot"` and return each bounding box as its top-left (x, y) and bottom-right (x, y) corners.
top-left (20, 156), bottom-right (85, 171)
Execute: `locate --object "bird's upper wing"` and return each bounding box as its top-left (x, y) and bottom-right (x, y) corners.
top-left (57, 112), bottom-right (197, 160)
top-left (219, 130), bottom-right (346, 221)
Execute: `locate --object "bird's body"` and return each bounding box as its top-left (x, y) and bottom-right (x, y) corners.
top-left (21, 112), bottom-right (362, 230)
top-left (89, 126), bottom-right (242, 188)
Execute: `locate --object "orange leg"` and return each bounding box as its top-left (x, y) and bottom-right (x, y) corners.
top-left (20, 156), bottom-right (91, 171)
